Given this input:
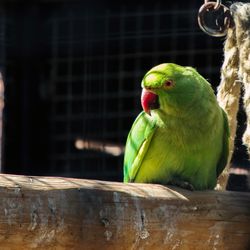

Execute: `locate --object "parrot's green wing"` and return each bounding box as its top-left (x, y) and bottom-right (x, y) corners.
top-left (216, 109), bottom-right (230, 177)
top-left (123, 112), bottom-right (157, 182)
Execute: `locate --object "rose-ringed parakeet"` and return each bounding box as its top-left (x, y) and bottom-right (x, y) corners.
top-left (123, 63), bottom-right (229, 190)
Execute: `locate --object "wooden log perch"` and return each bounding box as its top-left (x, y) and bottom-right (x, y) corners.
top-left (0, 174), bottom-right (249, 250)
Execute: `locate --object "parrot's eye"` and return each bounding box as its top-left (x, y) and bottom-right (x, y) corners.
top-left (163, 80), bottom-right (174, 89)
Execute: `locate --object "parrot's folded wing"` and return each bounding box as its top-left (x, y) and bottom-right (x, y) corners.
top-left (216, 109), bottom-right (230, 177)
top-left (123, 112), bottom-right (156, 182)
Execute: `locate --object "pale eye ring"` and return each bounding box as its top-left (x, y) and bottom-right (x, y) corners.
top-left (164, 80), bottom-right (174, 88)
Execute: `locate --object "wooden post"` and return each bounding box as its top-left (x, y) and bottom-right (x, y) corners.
top-left (0, 174), bottom-right (249, 250)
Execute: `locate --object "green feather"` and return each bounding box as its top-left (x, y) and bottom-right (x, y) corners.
top-left (216, 109), bottom-right (230, 177)
top-left (123, 63), bottom-right (230, 190)
top-left (123, 112), bottom-right (156, 182)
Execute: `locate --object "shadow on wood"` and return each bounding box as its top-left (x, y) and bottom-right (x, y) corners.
top-left (0, 174), bottom-right (249, 250)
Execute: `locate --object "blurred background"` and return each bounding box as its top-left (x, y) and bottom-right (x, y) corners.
top-left (0, 0), bottom-right (249, 189)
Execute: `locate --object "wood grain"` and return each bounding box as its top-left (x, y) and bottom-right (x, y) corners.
top-left (0, 174), bottom-right (249, 250)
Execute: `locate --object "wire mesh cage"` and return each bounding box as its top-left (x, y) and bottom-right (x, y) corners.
top-left (1, 0), bottom-right (248, 184)
top-left (0, 8), bottom-right (9, 173)
top-left (46, 1), bottom-right (224, 180)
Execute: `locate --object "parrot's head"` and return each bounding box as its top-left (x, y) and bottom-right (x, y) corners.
top-left (141, 63), bottom-right (205, 116)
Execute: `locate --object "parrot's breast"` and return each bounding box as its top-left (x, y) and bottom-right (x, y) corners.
top-left (134, 108), bottom-right (224, 190)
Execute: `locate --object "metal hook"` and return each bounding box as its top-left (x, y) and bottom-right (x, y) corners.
top-left (204, 0), bottom-right (221, 10)
top-left (198, 1), bottom-right (233, 37)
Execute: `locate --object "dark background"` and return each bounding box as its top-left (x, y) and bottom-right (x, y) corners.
top-left (0, 0), bottom-right (249, 189)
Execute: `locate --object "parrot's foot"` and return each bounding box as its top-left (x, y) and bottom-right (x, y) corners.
top-left (169, 179), bottom-right (195, 191)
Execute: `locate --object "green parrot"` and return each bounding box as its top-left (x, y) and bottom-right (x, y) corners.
top-left (123, 63), bottom-right (229, 190)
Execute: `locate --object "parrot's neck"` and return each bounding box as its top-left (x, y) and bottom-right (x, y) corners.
top-left (152, 105), bottom-right (196, 124)
top-left (151, 109), bottom-right (191, 127)
top-left (152, 96), bottom-right (217, 130)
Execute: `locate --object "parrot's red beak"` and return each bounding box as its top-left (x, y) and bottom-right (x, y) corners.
top-left (141, 88), bottom-right (159, 115)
